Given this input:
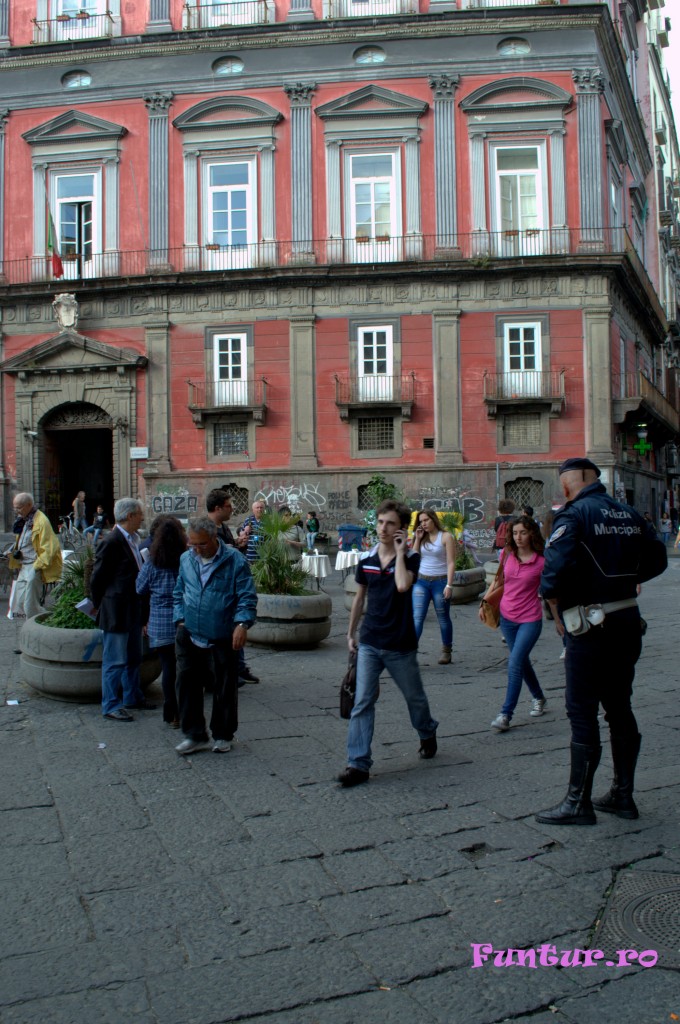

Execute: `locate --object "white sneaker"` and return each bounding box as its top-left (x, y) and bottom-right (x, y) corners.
top-left (213, 740), bottom-right (231, 753)
top-left (530, 698), bottom-right (547, 717)
top-left (175, 738), bottom-right (211, 755)
top-left (491, 714), bottom-right (510, 732)
top-left (559, 649), bottom-right (566, 660)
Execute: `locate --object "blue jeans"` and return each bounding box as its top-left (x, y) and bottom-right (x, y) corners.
top-left (346, 644), bottom-right (438, 772)
top-left (412, 577), bottom-right (453, 646)
top-left (499, 616), bottom-right (544, 720)
top-left (83, 526), bottom-right (103, 544)
top-left (101, 628), bottom-right (144, 715)
top-left (306, 532), bottom-right (318, 551)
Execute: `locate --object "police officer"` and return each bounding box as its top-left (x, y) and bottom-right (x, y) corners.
top-left (535, 458), bottom-right (667, 826)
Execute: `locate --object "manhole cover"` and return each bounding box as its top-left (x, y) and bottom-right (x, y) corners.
top-left (592, 870), bottom-right (680, 969)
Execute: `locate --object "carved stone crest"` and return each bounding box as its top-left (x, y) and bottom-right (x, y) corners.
top-left (52, 293), bottom-right (79, 331)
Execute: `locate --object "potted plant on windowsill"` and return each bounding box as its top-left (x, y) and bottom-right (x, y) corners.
top-left (247, 511), bottom-right (332, 647)
top-left (76, 9), bottom-right (90, 18)
top-left (19, 553), bottom-right (160, 702)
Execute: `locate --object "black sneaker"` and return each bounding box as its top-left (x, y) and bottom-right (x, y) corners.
top-left (337, 767), bottom-right (369, 787)
top-left (419, 735), bottom-right (438, 759)
top-left (238, 666), bottom-right (260, 684)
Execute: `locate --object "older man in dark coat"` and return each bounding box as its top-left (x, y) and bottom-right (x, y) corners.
top-left (90, 497), bottom-right (156, 721)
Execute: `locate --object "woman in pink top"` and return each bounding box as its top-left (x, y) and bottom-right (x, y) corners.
top-left (480, 515), bottom-right (547, 732)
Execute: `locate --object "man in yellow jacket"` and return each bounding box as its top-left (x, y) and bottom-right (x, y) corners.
top-left (9, 493), bottom-right (62, 619)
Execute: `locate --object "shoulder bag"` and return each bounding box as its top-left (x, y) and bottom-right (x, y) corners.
top-left (479, 556), bottom-right (505, 630)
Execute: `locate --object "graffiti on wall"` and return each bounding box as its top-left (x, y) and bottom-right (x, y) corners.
top-left (253, 480), bottom-right (327, 511)
top-left (150, 489), bottom-right (199, 516)
top-left (408, 485), bottom-right (486, 525)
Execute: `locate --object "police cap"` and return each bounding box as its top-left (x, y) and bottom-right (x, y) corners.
top-left (558, 457), bottom-right (601, 477)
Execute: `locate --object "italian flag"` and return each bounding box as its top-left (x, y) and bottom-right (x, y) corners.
top-left (47, 208), bottom-right (64, 279)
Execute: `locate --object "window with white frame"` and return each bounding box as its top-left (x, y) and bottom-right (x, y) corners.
top-left (213, 332), bottom-right (248, 406)
top-left (348, 151), bottom-right (400, 262)
top-left (503, 322), bottom-right (542, 397)
top-left (53, 0), bottom-right (108, 39)
top-left (204, 159), bottom-right (256, 269)
top-left (357, 325), bottom-right (393, 401)
top-left (492, 144), bottom-right (546, 255)
top-left (52, 169), bottom-right (101, 278)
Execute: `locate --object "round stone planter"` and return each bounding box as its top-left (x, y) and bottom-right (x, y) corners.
top-left (484, 559), bottom-right (501, 587)
top-left (450, 567), bottom-right (486, 604)
top-left (247, 591), bottom-right (332, 647)
top-left (19, 614), bottom-right (161, 703)
top-left (343, 575), bottom-right (360, 612)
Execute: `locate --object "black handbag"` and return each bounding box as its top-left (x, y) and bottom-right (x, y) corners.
top-left (339, 651), bottom-right (357, 719)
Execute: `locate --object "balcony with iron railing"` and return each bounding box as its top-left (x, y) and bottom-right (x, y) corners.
top-left (483, 370), bottom-right (566, 417)
top-left (334, 373), bottom-right (416, 420)
top-left (612, 371), bottom-right (680, 434)
top-left (0, 228), bottom-right (651, 289)
top-left (187, 377), bottom-right (268, 426)
top-left (31, 11), bottom-right (118, 43)
top-left (182, 0), bottom-right (273, 29)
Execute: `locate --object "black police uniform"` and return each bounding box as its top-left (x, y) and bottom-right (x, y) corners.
top-left (537, 480), bottom-right (666, 824)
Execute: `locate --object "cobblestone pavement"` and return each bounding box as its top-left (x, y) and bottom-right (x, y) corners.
top-left (1, 558), bottom-right (679, 1024)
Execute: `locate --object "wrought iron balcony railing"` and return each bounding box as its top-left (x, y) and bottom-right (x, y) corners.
top-left (0, 229), bottom-right (648, 288)
top-left (483, 370), bottom-right (566, 416)
top-left (334, 373), bottom-right (416, 420)
top-left (182, 0), bottom-right (273, 28)
top-left (31, 11), bottom-right (116, 43)
top-left (327, 0), bottom-right (416, 16)
top-left (187, 377), bottom-right (268, 425)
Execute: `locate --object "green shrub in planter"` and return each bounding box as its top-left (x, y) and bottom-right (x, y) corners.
top-left (44, 552), bottom-right (95, 629)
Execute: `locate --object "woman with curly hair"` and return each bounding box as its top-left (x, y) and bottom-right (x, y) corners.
top-left (480, 515), bottom-right (547, 732)
top-left (411, 509), bottom-right (459, 664)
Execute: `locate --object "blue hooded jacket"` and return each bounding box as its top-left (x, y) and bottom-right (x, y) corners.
top-left (173, 540), bottom-right (257, 645)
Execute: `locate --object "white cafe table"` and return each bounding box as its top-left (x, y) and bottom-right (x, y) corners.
top-left (301, 552), bottom-right (331, 587)
top-left (334, 549), bottom-right (369, 575)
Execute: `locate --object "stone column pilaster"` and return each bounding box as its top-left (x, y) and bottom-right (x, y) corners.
top-left (573, 69), bottom-right (605, 248)
top-left (0, 111), bottom-right (7, 275)
top-left (144, 322), bottom-right (172, 475)
top-left (289, 315), bottom-right (318, 469)
top-left (584, 305), bottom-right (615, 462)
top-left (0, 2), bottom-right (8, 52)
top-left (284, 83), bottom-right (316, 258)
top-left (144, 92), bottom-right (173, 267)
top-left (429, 74), bottom-right (459, 248)
top-left (433, 310), bottom-right (463, 465)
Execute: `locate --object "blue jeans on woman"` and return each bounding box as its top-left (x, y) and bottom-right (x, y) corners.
top-left (412, 577), bottom-right (453, 646)
top-left (499, 616), bottom-right (544, 720)
top-left (346, 645), bottom-right (438, 772)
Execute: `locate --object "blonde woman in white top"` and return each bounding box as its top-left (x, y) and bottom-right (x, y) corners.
top-left (412, 510), bottom-right (458, 664)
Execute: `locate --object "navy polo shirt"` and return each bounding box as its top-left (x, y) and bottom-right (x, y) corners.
top-left (356, 549), bottom-right (420, 652)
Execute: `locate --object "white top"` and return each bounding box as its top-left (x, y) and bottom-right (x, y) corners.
top-left (418, 530), bottom-right (448, 576)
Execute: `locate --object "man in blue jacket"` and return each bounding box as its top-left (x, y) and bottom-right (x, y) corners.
top-left (173, 515), bottom-right (257, 755)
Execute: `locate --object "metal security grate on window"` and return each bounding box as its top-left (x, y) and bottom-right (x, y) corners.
top-left (502, 413), bottom-right (541, 448)
top-left (357, 484), bottom-right (372, 512)
top-left (506, 477), bottom-right (545, 510)
top-left (220, 482), bottom-right (249, 515)
top-left (358, 417), bottom-right (394, 452)
top-left (214, 422), bottom-right (249, 457)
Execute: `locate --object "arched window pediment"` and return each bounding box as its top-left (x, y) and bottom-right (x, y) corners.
top-left (461, 78), bottom-right (572, 115)
top-left (173, 97), bottom-right (283, 133)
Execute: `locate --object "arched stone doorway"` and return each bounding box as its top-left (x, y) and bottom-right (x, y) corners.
top-left (41, 404), bottom-right (114, 525)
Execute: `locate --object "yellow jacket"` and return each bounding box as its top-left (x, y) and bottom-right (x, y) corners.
top-left (31, 509), bottom-right (63, 583)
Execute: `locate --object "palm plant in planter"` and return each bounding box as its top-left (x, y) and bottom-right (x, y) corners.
top-left (19, 550), bottom-right (160, 702)
top-left (438, 511), bottom-right (486, 603)
top-left (247, 511), bottom-right (332, 647)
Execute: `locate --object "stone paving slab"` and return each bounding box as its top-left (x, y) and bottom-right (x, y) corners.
top-left (1, 565), bottom-right (679, 1022)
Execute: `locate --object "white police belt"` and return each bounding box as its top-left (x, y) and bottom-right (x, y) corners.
top-left (563, 599), bottom-right (638, 636)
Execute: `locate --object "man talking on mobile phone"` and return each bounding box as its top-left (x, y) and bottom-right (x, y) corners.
top-left (337, 499), bottom-right (439, 787)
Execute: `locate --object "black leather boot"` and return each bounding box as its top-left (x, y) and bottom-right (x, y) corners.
top-left (535, 742), bottom-right (601, 825)
top-left (593, 733), bottom-right (641, 820)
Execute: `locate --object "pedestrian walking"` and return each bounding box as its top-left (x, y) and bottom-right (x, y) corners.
top-left (337, 499), bottom-right (439, 787)
top-left (8, 492), bottom-right (62, 620)
top-left (536, 458), bottom-right (667, 826)
top-left (660, 513), bottom-right (673, 547)
top-left (173, 516), bottom-right (257, 755)
top-left (238, 500), bottom-right (266, 564)
top-left (492, 499), bottom-right (515, 561)
top-left (71, 490), bottom-right (88, 532)
top-left (482, 515), bottom-right (547, 732)
top-left (411, 509), bottom-right (458, 664)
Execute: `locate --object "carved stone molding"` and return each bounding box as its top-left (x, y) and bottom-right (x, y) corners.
top-left (572, 68), bottom-right (605, 94)
top-left (144, 92), bottom-right (174, 114)
top-left (284, 83), bottom-right (317, 107)
top-left (428, 74), bottom-right (459, 99)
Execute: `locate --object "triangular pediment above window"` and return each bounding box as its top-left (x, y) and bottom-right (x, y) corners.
top-left (173, 97), bottom-right (283, 132)
top-left (316, 85), bottom-right (428, 121)
top-left (22, 111), bottom-right (127, 147)
top-left (0, 333), bottom-right (145, 375)
top-left (461, 78), bottom-right (572, 113)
